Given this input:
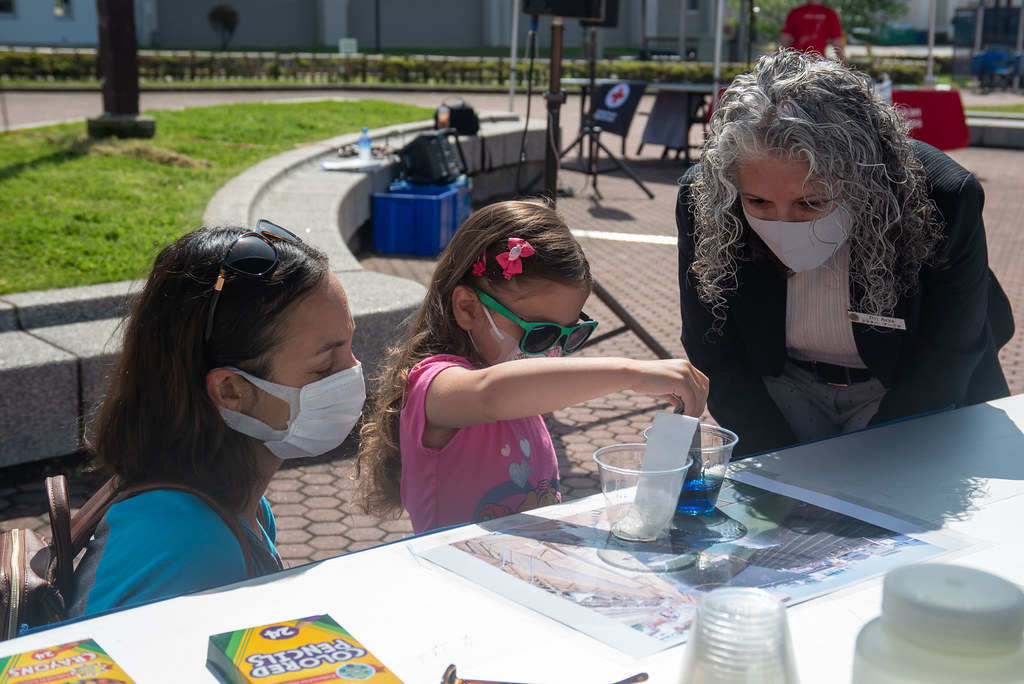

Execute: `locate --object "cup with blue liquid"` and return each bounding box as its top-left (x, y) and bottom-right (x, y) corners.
top-left (677, 424), bottom-right (739, 515)
top-left (645, 423), bottom-right (739, 515)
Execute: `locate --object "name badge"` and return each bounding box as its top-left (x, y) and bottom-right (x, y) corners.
top-left (848, 311), bottom-right (906, 330)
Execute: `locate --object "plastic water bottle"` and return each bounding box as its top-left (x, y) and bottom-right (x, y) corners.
top-left (436, 104), bottom-right (451, 131)
top-left (852, 564), bottom-right (1024, 683)
top-left (358, 127), bottom-right (372, 160)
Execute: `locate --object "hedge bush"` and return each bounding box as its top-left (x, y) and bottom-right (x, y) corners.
top-left (0, 48), bottom-right (942, 87)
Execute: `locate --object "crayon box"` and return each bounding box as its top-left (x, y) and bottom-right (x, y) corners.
top-left (0, 638), bottom-right (135, 684)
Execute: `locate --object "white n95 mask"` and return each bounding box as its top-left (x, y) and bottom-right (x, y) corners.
top-left (216, 363), bottom-right (366, 460)
top-left (743, 204), bottom-right (853, 272)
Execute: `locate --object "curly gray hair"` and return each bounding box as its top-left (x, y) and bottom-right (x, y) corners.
top-left (689, 49), bottom-right (941, 323)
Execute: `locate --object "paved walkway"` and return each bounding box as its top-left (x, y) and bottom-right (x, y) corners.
top-left (2, 87), bottom-right (1023, 569)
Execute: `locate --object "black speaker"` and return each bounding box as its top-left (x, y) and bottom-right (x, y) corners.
top-left (522, 0), bottom-right (605, 21)
top-left (398, 132), bottom-right (461, 185)
top-left (581, 0), bottom-right (618, 27)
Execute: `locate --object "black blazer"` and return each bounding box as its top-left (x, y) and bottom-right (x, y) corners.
top-left (677, 140), bottom-right (1013, 456)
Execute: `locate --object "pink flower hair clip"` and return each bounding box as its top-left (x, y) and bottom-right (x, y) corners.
top-left (496, 238), bottom-right (535, 280)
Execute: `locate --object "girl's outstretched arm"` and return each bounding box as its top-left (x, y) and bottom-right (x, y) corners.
top-left (425, 357), bottom-right (708, 430)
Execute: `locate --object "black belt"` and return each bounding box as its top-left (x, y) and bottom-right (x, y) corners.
top-left (788, 358), bottom-right (873, 387)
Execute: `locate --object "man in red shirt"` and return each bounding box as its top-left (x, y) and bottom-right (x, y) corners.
top-left (780, 0), bottom-right (845, 63)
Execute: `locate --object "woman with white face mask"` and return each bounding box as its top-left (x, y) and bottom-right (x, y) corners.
top-left (69, 222), bottom-right (364, 617)
top-left (676, 50), bottom-right (1013, 457)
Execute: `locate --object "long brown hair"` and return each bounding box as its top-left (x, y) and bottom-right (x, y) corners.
top-left (86, 226), bottom-right (329, 512)
top-left (355, 200), bottom-right (592, 518)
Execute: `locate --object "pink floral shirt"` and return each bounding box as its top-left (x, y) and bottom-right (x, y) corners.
top-left (400, 354), bottom-right (561, 533)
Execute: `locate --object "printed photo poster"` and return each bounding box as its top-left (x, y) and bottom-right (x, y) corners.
top-left (416, 474), bottom-right (965, 658)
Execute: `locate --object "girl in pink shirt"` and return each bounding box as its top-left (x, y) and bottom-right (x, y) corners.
top-left (357, 201), bottom-right (708, 533)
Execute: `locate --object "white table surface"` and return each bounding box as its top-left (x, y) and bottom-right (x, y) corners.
top-left (3, 395), bottom-right (1024, 683)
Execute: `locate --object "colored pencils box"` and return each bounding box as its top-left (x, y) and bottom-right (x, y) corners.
top-left (208, 614), bottom-right (403, 683)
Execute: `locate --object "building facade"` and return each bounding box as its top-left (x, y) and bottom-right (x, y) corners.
top-left (0, 0), bottom-right (980, 54)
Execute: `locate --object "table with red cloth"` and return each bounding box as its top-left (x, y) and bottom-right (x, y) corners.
top-left (891, 87), bottom-right (969, 151)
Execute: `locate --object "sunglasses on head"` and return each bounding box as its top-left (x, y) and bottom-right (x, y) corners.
top-left (474, 288), bottom-right (598, 355)
top-left (204, 219), bottom-right (301, 344)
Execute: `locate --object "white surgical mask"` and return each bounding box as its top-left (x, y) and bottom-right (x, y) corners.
top-left (469, 307), bottom-right (563, 365)
top-left (217, 363), bottom-right (366, 460)
top-left (743, 205), bottom-right (852, 272)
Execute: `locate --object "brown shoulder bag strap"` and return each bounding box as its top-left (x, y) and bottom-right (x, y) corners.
top-left (44, 475), bottom-right (73, 593)
top-left (69, 477), bottom-right (120, 553)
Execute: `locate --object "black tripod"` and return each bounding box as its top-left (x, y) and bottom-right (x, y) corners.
top-left (559, 27), bottom-right (653, 200)
top-left (536, 17), bottom-right (670, 360)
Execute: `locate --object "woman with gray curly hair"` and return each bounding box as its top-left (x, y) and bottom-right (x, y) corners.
top-left (676, 49), bottom-right (1013, 456)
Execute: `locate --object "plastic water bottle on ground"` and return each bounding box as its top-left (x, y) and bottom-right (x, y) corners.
top-left (358, 127), bottom-right (372, 160)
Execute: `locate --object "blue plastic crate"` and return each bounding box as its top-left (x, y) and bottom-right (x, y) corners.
top-left (372, 185), bottom-right (459, 255)
top-left (454, 177), bottom-right (473, 227)
top-left (389, 175), bottom-right (473, 229)
top-left (373, 176), bottom-right (474, 255)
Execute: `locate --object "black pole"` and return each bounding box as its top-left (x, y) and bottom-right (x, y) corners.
top-left (532, 16), bottom-right (669, 360)
top-left (96, 0), bottom-right (140, 116)
top-left (587, 27), bottom-right (600, 184)
top-left (0, 79), bottom-right (8, 132)
top-left (89, 0), bottom-right (153, 138)
top-left (747, 0), bottom-right (756, 67)
top-left (545, 20), bottom-right (652, 200)
top-left (543, 16), bottom-right (566, 202)
top-left (374, 0), bottom-right (381, 53)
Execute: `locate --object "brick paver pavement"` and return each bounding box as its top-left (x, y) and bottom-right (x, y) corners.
top-left (1, 87), bottom-right (1023, 572)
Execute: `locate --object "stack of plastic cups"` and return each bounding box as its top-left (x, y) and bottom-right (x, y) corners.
top-left (681, 587), bottom-right (799, 684)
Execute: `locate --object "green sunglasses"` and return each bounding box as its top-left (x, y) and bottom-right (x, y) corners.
top-left (474, 288), bottom-right (598, 355)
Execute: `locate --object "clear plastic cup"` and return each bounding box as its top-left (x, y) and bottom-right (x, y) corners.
top-left (681, 587), bottom-right (799, 684)
top-left (644, 424), bottom-right (739, 515)
top-left (593, 443), bottom-right (690, 543)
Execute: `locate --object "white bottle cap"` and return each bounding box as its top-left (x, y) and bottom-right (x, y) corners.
top-left (882, 564), bottom-right (1024, 654)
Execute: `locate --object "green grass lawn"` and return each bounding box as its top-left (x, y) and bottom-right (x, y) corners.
top-left (964, 104), bottom-right (1024, 114)
top-left (0, 99), bottom-right (433, 295)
